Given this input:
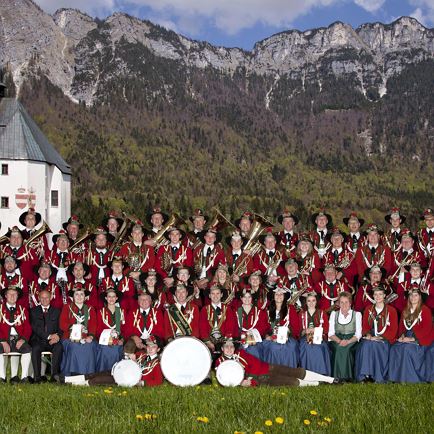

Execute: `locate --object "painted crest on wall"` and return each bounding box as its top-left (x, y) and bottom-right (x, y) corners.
top-left (15, 187), bottom-right (36, 209)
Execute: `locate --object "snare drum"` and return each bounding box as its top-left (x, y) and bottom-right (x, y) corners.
top-left (161, 336), bottom-right (212, 386)
top-left (216, 360), bottom-right (245, 387)
top-left (111, 359), bottom-right (142, 387)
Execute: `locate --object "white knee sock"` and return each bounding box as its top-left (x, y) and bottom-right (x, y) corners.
top-left (303, 370), bottom-right (334, 384)
top-left (10, 355), bottom-right (20, 377)
top-left (298, 379), bottom-right (320, 387)
top-left (0, 356), bottom-right (6, 379)
top-left (20, 353), bottom-right (32, 379)
top-left (65, 375), bottom-right (87, 385)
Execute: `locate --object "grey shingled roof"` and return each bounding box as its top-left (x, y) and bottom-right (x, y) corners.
top-left (0, 98), bottom-right (71, 175)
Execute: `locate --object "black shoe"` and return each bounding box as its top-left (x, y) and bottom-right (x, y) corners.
top-left (362, 375), bottom-right (375, 384)
top-left (201, 378), bottom-right (212, 385)
top-left (20, 376), bottom-right (34, 384)
top-left (40, 376), bottom-right (48, 383)
top-left (0, 378), bottom-right (6, 384)
top-left (52, 374), bottom-right (65, 384)
top-left (34, 377), bottom-right (42, 384)
top-left (332, 378), bottom-right (344, 385)
top-left (9, 376), bottom-right (20, 384)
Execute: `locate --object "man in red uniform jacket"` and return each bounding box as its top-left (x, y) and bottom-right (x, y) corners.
top-left (0, 286), bottom-right (32, 383)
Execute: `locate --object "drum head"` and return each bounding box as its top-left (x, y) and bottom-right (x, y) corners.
top-left (216, 360), bottom-right (245, 387)
top-left (112, 359), bottom-right (142, 387)
top-left (161, 337), bottom-right (212, 386)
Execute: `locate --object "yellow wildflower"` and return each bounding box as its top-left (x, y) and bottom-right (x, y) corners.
top-left (144, 414), bottom-right (152, 420)
top-left (303, 420), bottom-right (311, 426)
top-left (265, 420), bottom-right (273, 426)
top-left (234, 431), bottom-right (246, 434)
top-left (324, 417), bottom-right (332, 423)
top-left (310, 410), bottom-right (318, 416)
top-left (122, 391), bottom-right (128, 395)
top-left (136, 415), bottom-right (143, 421)
top-left (197, 416), bottom-right (209, 423)
top-left (152, 414), bottom-right (157, 419)
top-left (275, 417), bottom-right (284, 424)
top-left (254, 432), bottom-right (264, 434)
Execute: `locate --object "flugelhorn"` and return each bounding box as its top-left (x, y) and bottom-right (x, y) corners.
top-left (24, 220), bottom-right (52, 247)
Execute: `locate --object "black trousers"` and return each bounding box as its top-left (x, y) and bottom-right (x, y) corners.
top-left (31, 341), bottom-right (63, 378)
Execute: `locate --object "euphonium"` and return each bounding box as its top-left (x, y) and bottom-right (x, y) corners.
top-left (69, 228), bottom-right (92, 254)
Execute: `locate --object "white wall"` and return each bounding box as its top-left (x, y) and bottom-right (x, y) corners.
top-left (0, 159), bottom-right (70, 237)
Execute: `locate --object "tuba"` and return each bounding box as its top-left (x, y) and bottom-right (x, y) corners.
top-left (152, 213), bottom-right (186, 250)
top-left (207, 208), bottom-right (236, 233)
top-left (24, 221), bottom-right (52, 246)
top-left (232, 214), bottom-right (274, 277)
top-left (108, 212), bottom-right (138, 255)
top-left (0, 234), bottom-right (9, 246)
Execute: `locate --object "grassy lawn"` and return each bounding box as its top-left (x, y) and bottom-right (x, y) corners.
top-left (0, 382), bottom-right (432, 433)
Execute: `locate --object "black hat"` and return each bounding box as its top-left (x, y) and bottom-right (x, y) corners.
top-left (277, 208), bottom-right (299, 225)
top-left (310, 210), bottom-right (333, 226)
top-left (67, 262), bottom-right (91, 276)
top-left (139, 269), bottom-right (161, 286)
top-left (52, 229), bottom-right (70, 244)
top-left (163, 226), bottom-right (186, 240)
top-left (107, 256), bottom-right (129, 269)
top-left (5, 226), bottom-right (24, 238)
top-left (384, 208), bottom-right (406, 225)
top-left (62, 215), bottom-right (84, 230)
top-left (19, 208), bottom-right (42, 227)
top-left (198, 227), bottom-right (222, 244)
top-left (146, 207), bottom-right (169, 226)
top-left (1, 284), bottom-right (23, 299)
top-left (420, 208), bottom-right (434, 221)
top-left (101, 211), bottom-right (124, 228)
top-left (68, 284), bottom-right (91, 298)
top-left (234, 211), bottom-right (254, 228)
top-left (364, 265), bottom-right (387, 282)
top-left (398, 228), bottom-right (417, 242)
top-left (33, 260), bottom-right (54, 275)
top-left (100, 286), bottom-right (123, 303)
top-left (189, 209), bottom-right (209, 223)
top-left (343, 212), bottom-right (365, 227)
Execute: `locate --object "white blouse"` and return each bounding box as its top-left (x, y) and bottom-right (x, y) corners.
top-left (328, 309), bottom-right (362, 341)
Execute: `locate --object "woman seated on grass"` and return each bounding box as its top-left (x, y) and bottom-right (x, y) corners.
top-left (328, 291), bottom-right (362, 382)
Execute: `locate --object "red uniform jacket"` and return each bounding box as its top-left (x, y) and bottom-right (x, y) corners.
top-left (235, 306), bottom-right (270, 339)
top-left (199, 304), bottom-right (238, 342)
top-left (59, 303), bottom-right (97, 339)
top-left (253, 248), bottom-right (286, 277)
top-left (417, 228), bottom-right (434, 258)
top-left (389, 249), bottom-right (427, 284)
top-left (362, 304), bottom-right (398, 344)
top-left (163, 301), bottom-right (200, 340)
top-left (124, 307), bottom-right (164, 341)
top-left (293, 253), bottom-right (322, 284)
top-left (1, 244), bottom-right (38, 282)
top-left (155, 244), bottom-right (193, 279)
top-left (268, 304), bottom-right (301, 339)
top-left (0, 273), bottom-right (29, 309)
top-left (86, 247), bottom-right (112, 286)
top-left (0, 304), bottom-right (32, 342)
top-left (299, 309), bottom-right (329, 339)
top-left (315, 279), bottom-right (349, 311)
top-left (224, 248), bottom-right (254, 278)
top-left (382, 230), bottom-right (403, 253)
top-left (345, 233), bottom-right (366, 254)
top-left (354, 244), bottom-right (393, 282)
top-left (276, 230), bottom-right (299, 258)
top-left (29, 277), bottom-right (63, 310)
top-left (398, 305), bottom-right (433, 346)
top-left (96, 306), bottom-right (127, 340)
top-left (136, 352), bottom-right (163, 386)
top-left (44, 249), bottom-right (80, 281)
top-left (100, 275), bottom-right (136, 311)
top-left (193, 244), bottom-right (226, 280)
top-left (118, 242), bottom-right (155, 273)
top-left (322, 248), bottom-right (357, 286)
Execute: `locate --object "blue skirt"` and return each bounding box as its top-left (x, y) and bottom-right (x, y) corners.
top-left (246, 338), bottom-right (299, 368)
top-left (299, 337), bottom-right (331, 376)
top-left (96, 344), bottom-right (124, 372)
top-left (355, 339), bottom-right (390, 383)
top-left (61, 340), bottom-right (97, 376)
top-left (424, 343), bottom-right (434, 382)
top-left (389, 342), bottom-right (427, 383)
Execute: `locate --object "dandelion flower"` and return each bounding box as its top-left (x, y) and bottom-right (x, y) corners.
top-left (310, 410), bottom-right (318, 416)
top-left (254, 431), bottom-right (264, 434)
top-left (197, 416), bottom-right (209, 423)
top-left (265, 420), bottom-right (273, 426)
top-left (234, 431), bottom-right (246, 434)
top-left (275, 417), bottom-right (284, 424)
top-left (152, 414), bottom-right (157, 419)
top-left (104, 389), bottom-right (113, 394)
top-left (122, 391), bottom-right (128, 395)
top-left (324, 417), bottom-right (332, 423)
top-left (136, 415), bottom-right (143, 421)
top-left (303, 419), bottom-right (311, 426)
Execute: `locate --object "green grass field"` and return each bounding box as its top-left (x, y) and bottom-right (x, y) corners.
top-left (0, 382), bottom-right (432, 433)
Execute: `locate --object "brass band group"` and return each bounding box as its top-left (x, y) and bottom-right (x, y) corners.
top-left (0, 205), bottom-right (433, 387)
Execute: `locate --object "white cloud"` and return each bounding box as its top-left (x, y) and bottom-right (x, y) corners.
top-left (354, 0), bottom-right (386, 13)
top-left (35, 0), bottom-right (116, 18)
top-left (409, 0), bottom-right (434, 25)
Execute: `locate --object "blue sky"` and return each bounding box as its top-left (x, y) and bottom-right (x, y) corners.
top-left (37, 0), bottom-right (434, 49)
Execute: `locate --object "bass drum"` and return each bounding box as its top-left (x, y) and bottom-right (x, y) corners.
top-left (216, 360), bottom-right (245, 387)
top-left (161, 336), bottom-right (212, 386)
top-left (111, 359), bottom-right (142, 387)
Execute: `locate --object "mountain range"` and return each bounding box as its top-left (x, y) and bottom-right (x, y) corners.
top-left (1, 0), bottom-right (433, 229)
